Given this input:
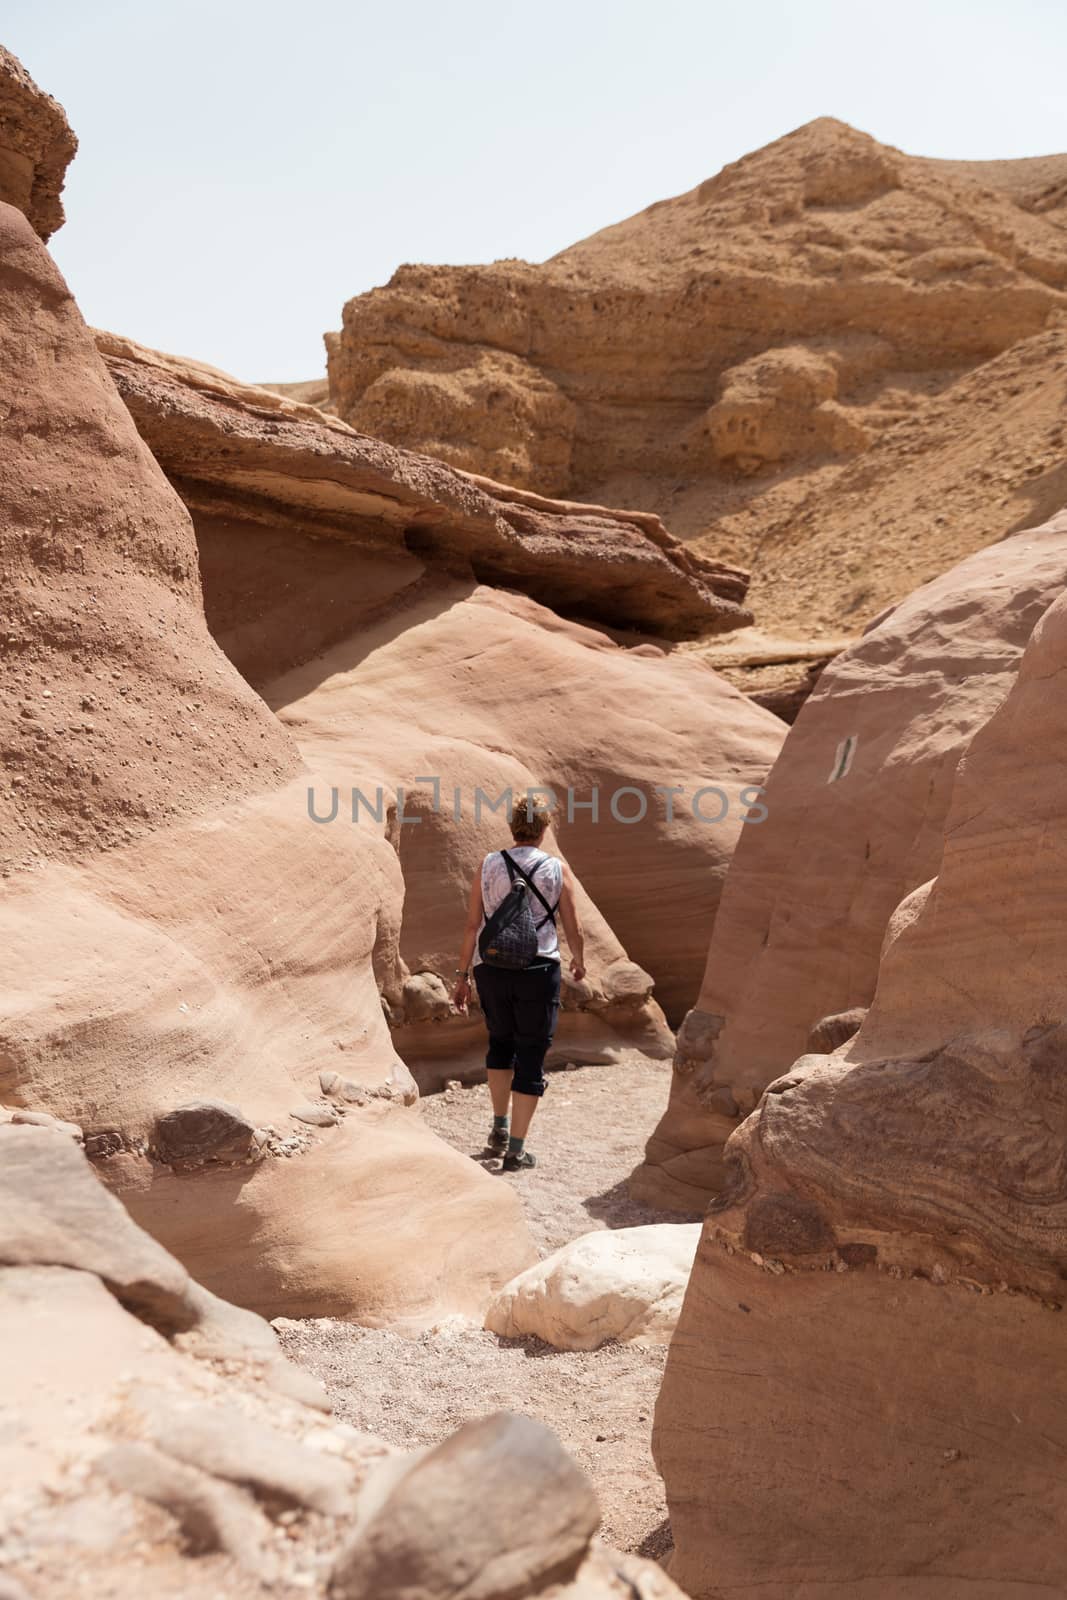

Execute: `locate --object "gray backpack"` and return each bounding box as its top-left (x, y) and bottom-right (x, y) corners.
top-left (478, 851), bottom-right (558, 970)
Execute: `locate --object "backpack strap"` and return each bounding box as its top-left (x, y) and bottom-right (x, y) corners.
top-left (499, 849), bottom-right (559, 929)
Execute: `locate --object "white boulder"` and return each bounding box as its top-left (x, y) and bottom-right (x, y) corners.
top-left (484, 1224), bottom-right (701, 1350)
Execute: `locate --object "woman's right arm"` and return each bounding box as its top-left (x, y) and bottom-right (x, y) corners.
top-left (452, 869), bottom-right (484, 1013)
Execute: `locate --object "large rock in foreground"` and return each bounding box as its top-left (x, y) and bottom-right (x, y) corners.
top-left (635, 510), bottom-right (1067, 1206)
top-left (654, 584), bottom-right (1067, 1598)
top-left (0, 1121), bottom-right (687, 1600)
top-left (658, 1250), bottom-right (1066, 1600)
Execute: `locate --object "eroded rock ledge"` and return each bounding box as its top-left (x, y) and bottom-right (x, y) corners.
top-left (96, 332), bottom-right (751, 644)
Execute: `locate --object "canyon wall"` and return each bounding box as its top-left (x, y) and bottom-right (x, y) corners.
top-left (1, 47), bottom-right (777, 1331)
top-left (655, 577), bottom-right (1067, 1596)
top-left (634, 509), bottom-right (1067, 1206)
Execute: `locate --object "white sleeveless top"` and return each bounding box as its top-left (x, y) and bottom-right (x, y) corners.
top-left (474, 846), bottom-right (563, 967)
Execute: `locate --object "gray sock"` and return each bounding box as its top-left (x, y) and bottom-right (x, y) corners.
top-left (493, 1114), bottom-right (509, 1131)
top-left (507, 1135), bottom-right (525, 1156)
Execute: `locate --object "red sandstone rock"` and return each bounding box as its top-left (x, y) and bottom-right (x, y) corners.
top-left (655, 578), bottom-right (1067, 1597)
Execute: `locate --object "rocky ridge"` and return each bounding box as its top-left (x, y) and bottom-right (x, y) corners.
top-left (0, 47), bottom-right (534, 1326)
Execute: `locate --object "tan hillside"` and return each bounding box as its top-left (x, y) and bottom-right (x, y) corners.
top-left (258, 373), bottom-right (333, 410)
top-left (329, 118), bottom-right (1067, 636)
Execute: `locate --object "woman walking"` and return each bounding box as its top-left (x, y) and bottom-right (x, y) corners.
top-left (451, 799), bottom-right (585, 1172)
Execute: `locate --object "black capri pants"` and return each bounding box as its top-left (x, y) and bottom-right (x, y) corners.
top-left (473, 961), bottom-right (561, 1097)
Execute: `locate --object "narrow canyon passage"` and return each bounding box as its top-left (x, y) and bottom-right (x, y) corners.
top-left (276, 1054), bottom-right (700, 1559)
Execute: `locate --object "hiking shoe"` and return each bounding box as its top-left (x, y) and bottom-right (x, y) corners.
top-left (486, 1124), bottom-right (509, 1152)
top-left (502, 1150), bottom-right (537, 1173)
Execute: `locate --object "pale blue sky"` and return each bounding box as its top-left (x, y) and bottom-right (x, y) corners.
top-left (7, 0), bottom-right (1065, 381)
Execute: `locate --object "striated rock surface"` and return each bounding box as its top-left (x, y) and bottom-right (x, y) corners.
top-left (0, 1123), bottom-right (323, 1406)
top-left (0, 178), bottom-right (534, 1323)
top-left (329, 119), bottom-right (1067, 634)
top-left (634, 510), bottom-right (1067, 1206)
top-left (745, 585), bottom-right (1067, 1297)
top-left (0, 45), bottom-right (76, 240)
top-left (485, 1224), bottom-right (701, 1350)
top-left (97, 330), bottom-right (750, 647)
top-left (0, 1122), bottom-right (686, 1600)
top-left (654, 582), bottom-right (1067, 1598)
top-left (0, 205), bottom-right (295, 870)
top-left (656, 1246), bottom-right (1067, 1600)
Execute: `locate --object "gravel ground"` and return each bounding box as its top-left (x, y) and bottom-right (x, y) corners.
top-left (277, 1055), bottom-right (701, 1559)
top-left (277, 1322), bottom-right (672, 1558)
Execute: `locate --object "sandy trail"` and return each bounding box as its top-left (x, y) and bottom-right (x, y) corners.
top-left (276, 1054), bottom-right (700, 1558)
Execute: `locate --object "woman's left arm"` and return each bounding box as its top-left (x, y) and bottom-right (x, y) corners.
top-left (452, 871), bottom-right (483, 1013)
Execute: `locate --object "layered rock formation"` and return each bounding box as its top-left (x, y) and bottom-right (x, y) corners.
top-left (272, 583), bottom-right (782, 1041)
top-left (635, 509), bottom-right (1067, 1207)
top-left (655, 580), bottom-right (1067, 1599)
top-left (0, 1117), bottom-right (685, 1600)
top-left (739, 320), bottom-right (1067, 634)
top-left (0, 201), bottom-right (296, 870)
top-left (328, 118), bottom-right (1067, 634)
